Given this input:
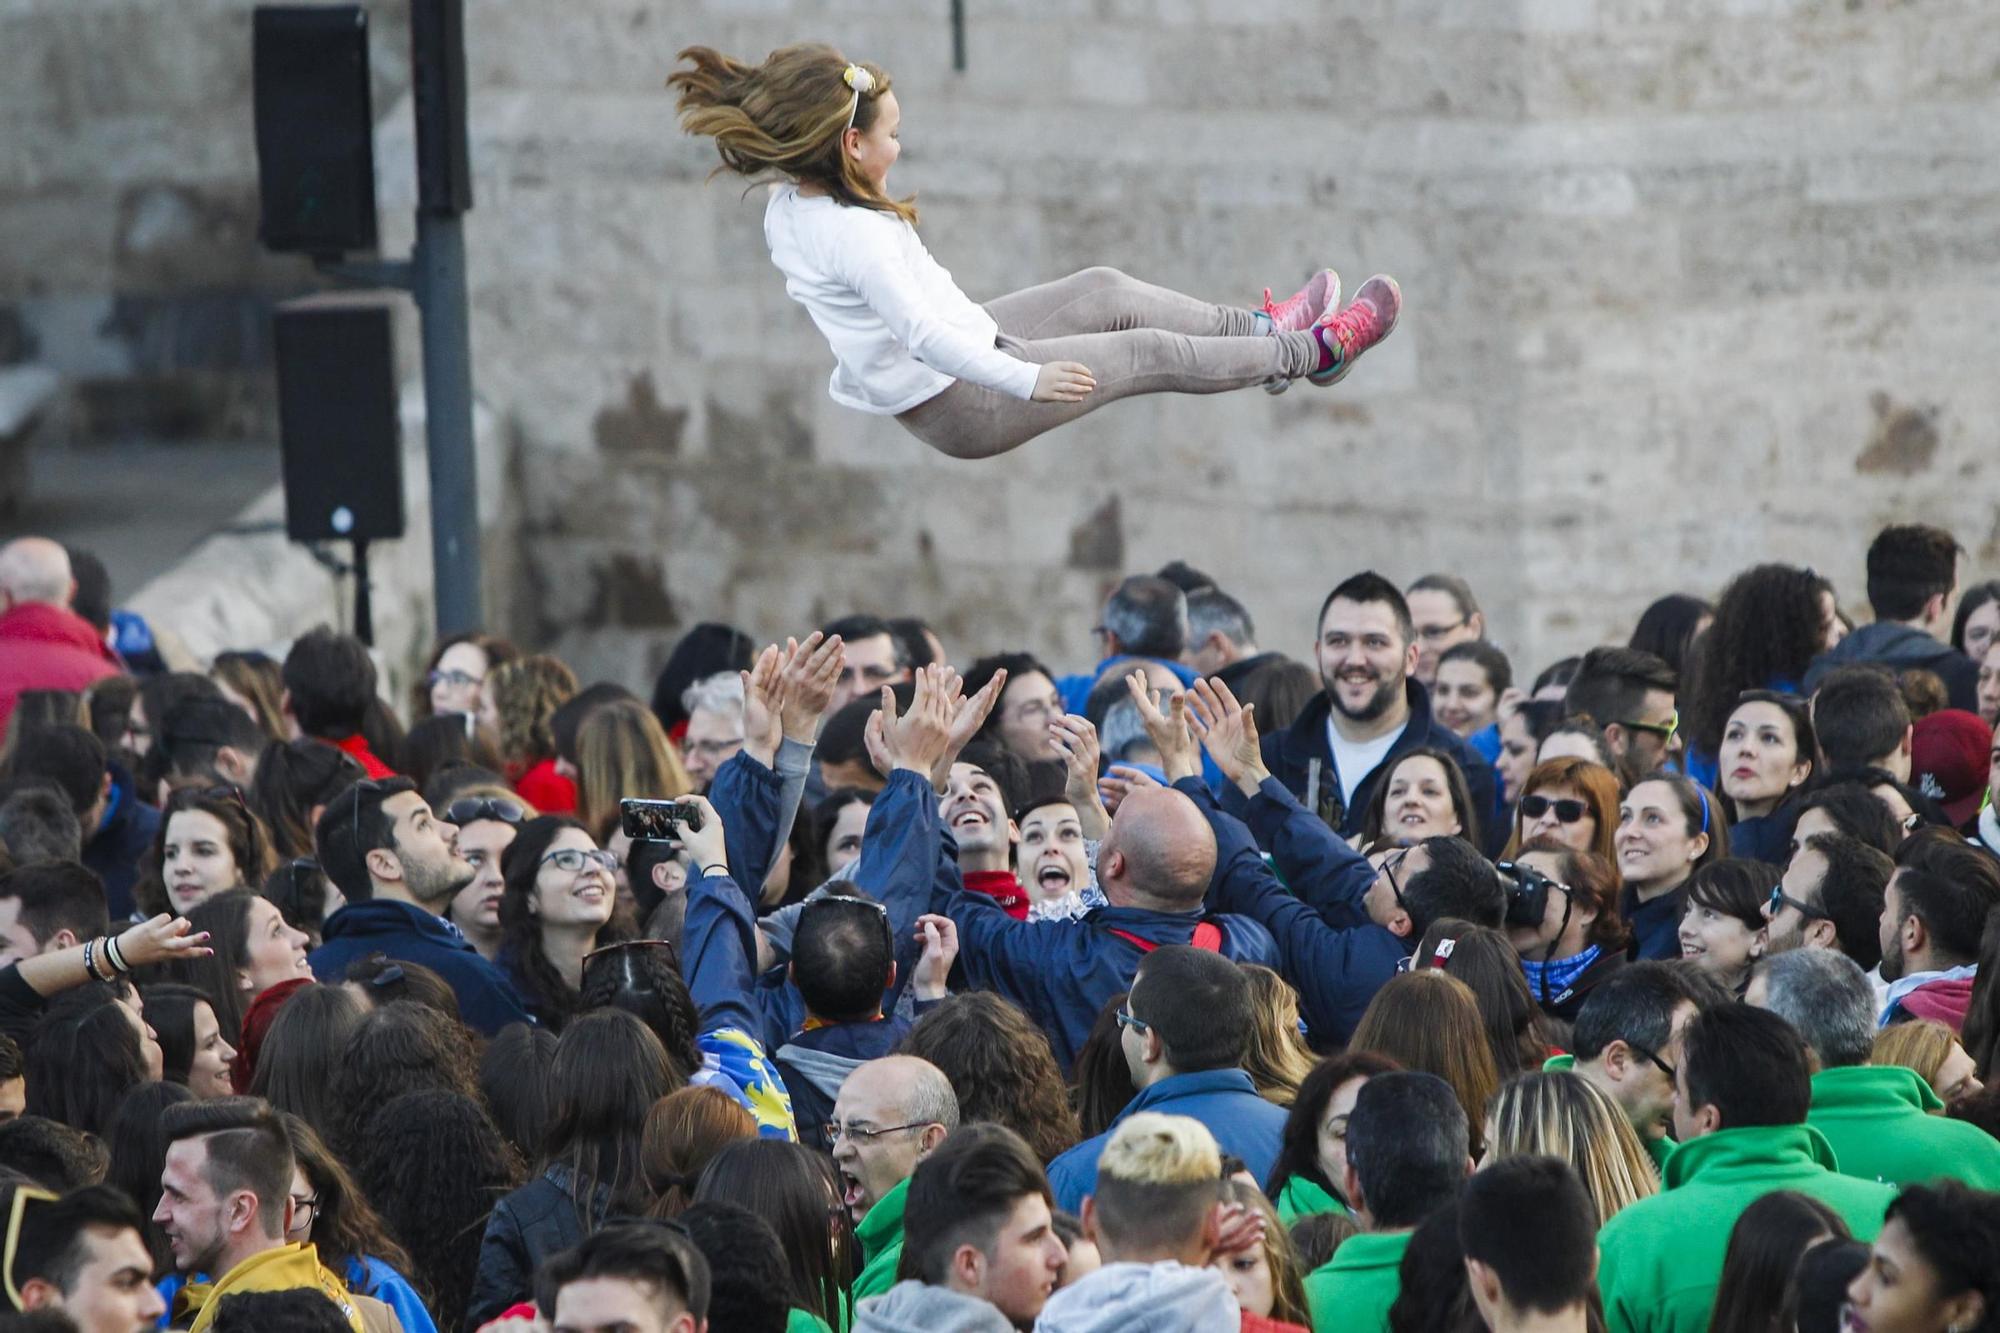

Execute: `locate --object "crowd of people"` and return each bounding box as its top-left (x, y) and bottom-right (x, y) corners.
top-left (1, 518), bottom-right (1999, 1333)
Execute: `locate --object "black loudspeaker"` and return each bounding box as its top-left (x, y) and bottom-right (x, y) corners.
top-left (253, 6), bottom-right (378, 255)
top-left (273, 295), bottom-right (405, 543)
top-left (411, 0), bottom-right (473, 214)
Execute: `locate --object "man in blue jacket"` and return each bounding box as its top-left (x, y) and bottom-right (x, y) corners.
top-left (1044, 944), bottom-right (1286, 1213)
top-left (308, 776), bottom-right (531, 1035)
top-left (1225, 571), bottom-right (1498, 844)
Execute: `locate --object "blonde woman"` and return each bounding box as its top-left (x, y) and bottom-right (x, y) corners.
top-left (1872, 1019), bottom-right (1987, 1106)
top-left (670, 43), bottom-right (1400, 462)
top-left (574, 698), bottom-right (692, 844)
top-left (1240, 965), bottom-right (1317, 1108)
top-left (1484, 1069), bottom-right (1658, 1224)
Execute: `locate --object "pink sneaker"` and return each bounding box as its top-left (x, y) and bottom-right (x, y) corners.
top-left (1308, 275), bottom-right (1401, 387)
top-left (1260, 269), bottom-right (1339, 396)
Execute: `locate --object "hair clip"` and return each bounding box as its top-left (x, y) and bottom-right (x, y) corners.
top-left (842, 64), bottom-right (875, 94)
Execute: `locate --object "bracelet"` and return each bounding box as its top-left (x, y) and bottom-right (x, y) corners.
top-left (699, 864), bottom-right (730, 879)
top-left (104, 933), bottom-right (132, 973)
top-left (83, 940), bottom-right (113, 983)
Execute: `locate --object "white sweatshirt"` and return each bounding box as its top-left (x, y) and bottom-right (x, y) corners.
top-left (763, 184), bottom-right (1040, 414)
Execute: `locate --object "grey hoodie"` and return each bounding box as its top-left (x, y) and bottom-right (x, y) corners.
top-left (1804, 621), bottom-right (1980, 712)
top-left (853, 1280), bottom-right (1021, 1333)
top-left (1032, 1261), bottom-right (1240, 1333)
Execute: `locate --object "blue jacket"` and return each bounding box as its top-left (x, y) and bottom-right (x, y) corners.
top-left (1046, 1069), bottom-right (1287, 1213)
top-left (309, 898), bottom-right (532, 1035)
top-left (1623, 883), bottom-right (1688, 962)
top-left (1185, 776), bottom-right (1407, 1047)
top-left (922, 845), bottom-right (1278, 1073)
top-left (1056, 654), bottom-right (1199, 716)
top-left (1728, 812), bottom-right (1793, 866)
top-left (86, 763), bottom-right (156, 922)
top-left (1226, 680), bottom-right (1500, 846)
top-left (1805, 622), bottom-right (1980, 714)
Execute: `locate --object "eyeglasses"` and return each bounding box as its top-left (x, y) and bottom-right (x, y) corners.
top-left (288, 1193), bottom-right (320, 1232)
top-left (822, 1120), bottom-right (928, 1148)
top-left (427, 668), bottom-right (483, 690)
top-left (1617, 710), bottom-right (1681, 745)
top-left (1115, 1006), bottom-right (1151, 1035)
top-left (3, 1185), bottom-right (57, 1309)
top-left (682, 735), bottom-right (746, 760)
top-left (1766, 886), bottom-right (1830, 922)
top-left (1376, 847), bottom-right (1412, 910)
top-left (1415, 618), bottom-right (1468, 643)
top-left (1519, 795), bottom-right (1589, 824)
top-left (445, 796), bottom-right (525, 827)
top-left (1627, 1042), bottom-right (1676, 1082)
top-left (541, 848), bottom-right (619, 874)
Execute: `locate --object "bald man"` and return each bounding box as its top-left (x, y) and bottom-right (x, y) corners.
top-left (912, 783), bottom-right (1278, 1069)
top-left (832, 1055), bottom-right (962, 1303)
top-left (0, 537), bottom-right (119, 736)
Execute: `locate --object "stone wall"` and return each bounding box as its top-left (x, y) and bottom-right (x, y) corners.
top-left (5, 0), bottom-right (1997, 685)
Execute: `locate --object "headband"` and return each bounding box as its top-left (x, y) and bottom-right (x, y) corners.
top-left (842, 63), bottom-right (875, 132)
top-left (1694, 782), bottom-right (1711, 834)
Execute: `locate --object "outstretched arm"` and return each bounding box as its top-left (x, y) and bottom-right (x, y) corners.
top-left (675, 795), bottom-right (787, 1049)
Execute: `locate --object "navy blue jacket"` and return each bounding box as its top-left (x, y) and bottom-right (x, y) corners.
top-left (1227, 679), bottom-right (1500, 845)
top-left (1184, 776), bottom-right (1407, 1047)
top-left (1729, 812), bottom-right (1793, 866)
top-left (920, 838), bottom-right (1278, 1073)
top-left (1046, 1069), bottom-right (1288, 1213)
top-left (1623, 882), bottom-right (1689, 961)
top-left (310, 899), bottom-right (532, 1035)
top-left (84, 764), bottom-right (156, 921)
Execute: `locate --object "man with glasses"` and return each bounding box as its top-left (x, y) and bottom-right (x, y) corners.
top-left (677, 673), bottom-right (748, 791)
top-left (829, 1055), bottom-right (961, 1304)
top-left (307, 776), bottom-right (531, 1034)
top-left (1748, 948), bottom-right (2000, 1189)
top-left (1763, 831), bottom-right (1893, 969)
top-left (822, 614), bottom-right (913, 714)
top-left (4, 1183), bottom-right (167, 1332)
top-left (1544, 962), bottom-right (1704, 1172)
top-left (1563, 645), bottom-right (1680, 782)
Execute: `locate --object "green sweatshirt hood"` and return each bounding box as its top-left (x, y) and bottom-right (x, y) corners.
top-left (856, 1176), bottom-right (910, 1265)
top-left (1810, 1064), bottom-right (1944, 1114)
top-left (1662, 1122), bottom-right (1839, 1190)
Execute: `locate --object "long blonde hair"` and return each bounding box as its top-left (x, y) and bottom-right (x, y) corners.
top-left (670, 42), bottom-right (918, 225)
top-left (1239, 965), bottom-right (1316, 1107)
top-left (1485, 1070), bottom-right (1658, 1224)
top-left (576, 698), bottom-right (691, 839)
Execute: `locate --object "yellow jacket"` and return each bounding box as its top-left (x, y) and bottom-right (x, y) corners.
top-left (178, 1242), bottom-right (368, 1333)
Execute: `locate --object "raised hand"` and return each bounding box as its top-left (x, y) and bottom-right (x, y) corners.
top-left (879, 664), bottom-right (955, 776)
top-left (740, 641), bottom-right (788, 765)
top-left (930, 666), bottom-right (1006, 794)
top-left (1049, 712), bottom-right (1110, 840)
top-left (780, 632), bottom-right (845, 743)
top-left (911, 913), bottom-right (959, 1001)
top-left (675, 794), bottom-right (729, 873)
top-left (1124, 671), bottom-right (1199, 782)
top-left (116, 914), bottom-right (214, 968)
top-left (1207, 1200), bottom-right (1267, 1262)
top-left (1186, 676), bottom-right (1268, 796)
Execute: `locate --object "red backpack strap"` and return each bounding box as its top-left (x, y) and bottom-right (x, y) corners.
top-left (1105, 928), bottom-right (1156, 954)
top-left (1106, 924), bottom-right (1223, 954)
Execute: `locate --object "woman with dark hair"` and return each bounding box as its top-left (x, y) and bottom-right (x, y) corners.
top-left (1385, 1200), bottom-right (1482, 1333)
top-left (899, 990), bottom-right (1080, 1163)
top-left (250, 982), bottom-right (364, 1147)
top-left (1433, 639), bottom-right (1513, 748)
top-left (210, 650), bottom-right (289, 744)
top-left (341, 954), bottom-right (464, 1023)
top-left (1718, 691), bottom-right (1817, 864)
top-left (326, 999), bottom-right (485, 1158)
top-left (1070, 991), bottom-right (1137, 1140)
top-left (1951, 580), bottom-right (2000, 664)
top-left (260, 858), bottom-right (341, 949)
top-left (650, 623), bottom-right (755, 741)
top-left (1682, 563), bottom-right (1838, 784)
top-left (1358, 747), bottom-right (1481, 852)
top-left (140, 983), bottom-right (236, 1098)
top-left (814, 787), bottom-right (875, 878)
top-left (161, 889), bottom-right (313, 1040)
top-left (1784, 1239), bottom-right (1869, 1333)
top-left (352, 1090), bottom-right (524, 1333)
top-left (126, 670), bottom-right (222, 763)
top-left (497, 816), bottom-right (627, 1030)
top-left (134, 786), bottom-right (280, 918)
top-left (248, 737), bottom-right (366, 862)
top-left (1678, 859), bottom-right (1779, 994)
top-left (578, 939), bottom-right (796, 1140)
top-left (643, 1085), bottom-right (756, 1218)
top-left (394, 712), bottom-right (504, 796)
top-left (1618, 773), bottom-right (1729, 960)
top-left (961, 651), bottom-right (1062, 763)
top-left (1496, 698), bottom-right (1566, 811)
top-left (1842, 1182), bottom-right (2000, 1333)
top-left (479, 1022), bottom-right (560, 1162)
top-left (1709, 1191), bottom-right (1848, 1333)
top-left (1266, 1051), bottom-right (1401, 1223)
top-left (1349, 970), bottom-right (1500, 1159)
top-left (413, 630), bottom-right (519, 722)
top-left (1505, 842), bottom-right (1630, 1023)
top-left (467, 1008), bottom-right (679, 1327)
top-left (24, 985), bottom-right (157, 1134)
top-left (278, 1112), bottom-right (436, 1333)
top-left (694, 1139), bottom-right (857, 1330)
top-left (104, 1079), bottom-right (194, 1275)
top-left (1630, 593), bottom-right (1714, 680)
top-left (1413, 920), bottom-right (1552, 1073)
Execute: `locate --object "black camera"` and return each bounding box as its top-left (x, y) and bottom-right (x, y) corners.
top-left (619, 798), bottom-right (705, 844)
top-left (1496, 860), bottom-right (1562, 929)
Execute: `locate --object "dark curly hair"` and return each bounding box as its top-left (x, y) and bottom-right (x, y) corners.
top-left (280, 1111), bottom-right (414, 1280)
top-left (1683, 564), bottom-right (1832, 760)
top-left (900, 991), bottom-right (1080, 1164)
top-left (499, 816), bottom-right (631, 1031)
top-left (326, 1000), bottom-right (485, 1159)
top-left (577, 942), bottom-right (703, 1082)
top-left (351, 1091), bottom-right (523, 1330)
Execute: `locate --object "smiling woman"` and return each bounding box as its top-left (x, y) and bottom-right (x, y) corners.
top-left (1358, 747), bottom-right (1480, 852)
top-left (135, 786), bottom-right (279, 919)
top-left (497, 815), bottom-right (629, 1030)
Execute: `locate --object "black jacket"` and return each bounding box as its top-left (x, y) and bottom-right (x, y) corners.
top-left (468, 1166), bottom-right (612, 1328)
top-left (83, 764), bottom-right (157, 922)
top-left (1224, 679), bottom-right (1500, 844)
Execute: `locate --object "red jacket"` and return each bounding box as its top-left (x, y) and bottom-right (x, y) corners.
top-left (0, 602), bottom-right (119, 735)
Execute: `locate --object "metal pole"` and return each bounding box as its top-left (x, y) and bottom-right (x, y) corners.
top-left (413, 202), bottom-right (481, 634)
top-left (353, 537), bottom-right (375, 645)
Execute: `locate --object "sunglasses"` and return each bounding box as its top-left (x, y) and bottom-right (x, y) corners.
top-left (1520, 794), bottom-right (1589, 824)
top-left (1766, 886), bottom-right (1830, 922)
top-left (445, 796), bottom-right (525, 827)
top-left (1617, 710), bottom-right (1680, 745)
top-left (802, 894), bottom-right (893, 955)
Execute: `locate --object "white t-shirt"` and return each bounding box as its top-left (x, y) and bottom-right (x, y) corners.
top-left (1326, 718), bottom-right (1404, 812)
top-left (763, 184), bottom-right (1040, 414)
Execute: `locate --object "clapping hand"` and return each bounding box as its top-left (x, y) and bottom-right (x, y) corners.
top-left (781, 632), bottom-right (846, 743)
top-left (1185, 677), bottom-right (1269, 797)
top-left (740, 642), bottom-right (787, 766)
top-left (1124, 672), bottom-right (1199, 782)
top-left (1049, 712), bottom-right (1110, 840)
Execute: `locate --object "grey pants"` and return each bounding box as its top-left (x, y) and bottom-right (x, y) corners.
top-left (895, 266), bottom-right (1322, 459)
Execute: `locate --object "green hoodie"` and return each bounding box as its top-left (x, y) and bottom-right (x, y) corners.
top-left (1808, 1065), bottom-right (2000, 1190)
top-left (1598, 1123), bottom-right (1894, 1333)
top-left (852, 1176), bottom-right (910, 1304)
top-left (1542, 1053), bottom-right (1677, 1175)
top-left (1274, 1175), bottom-right (1349, 1226)
top-left (1304, 1230), bottom-right (1410, 1333)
